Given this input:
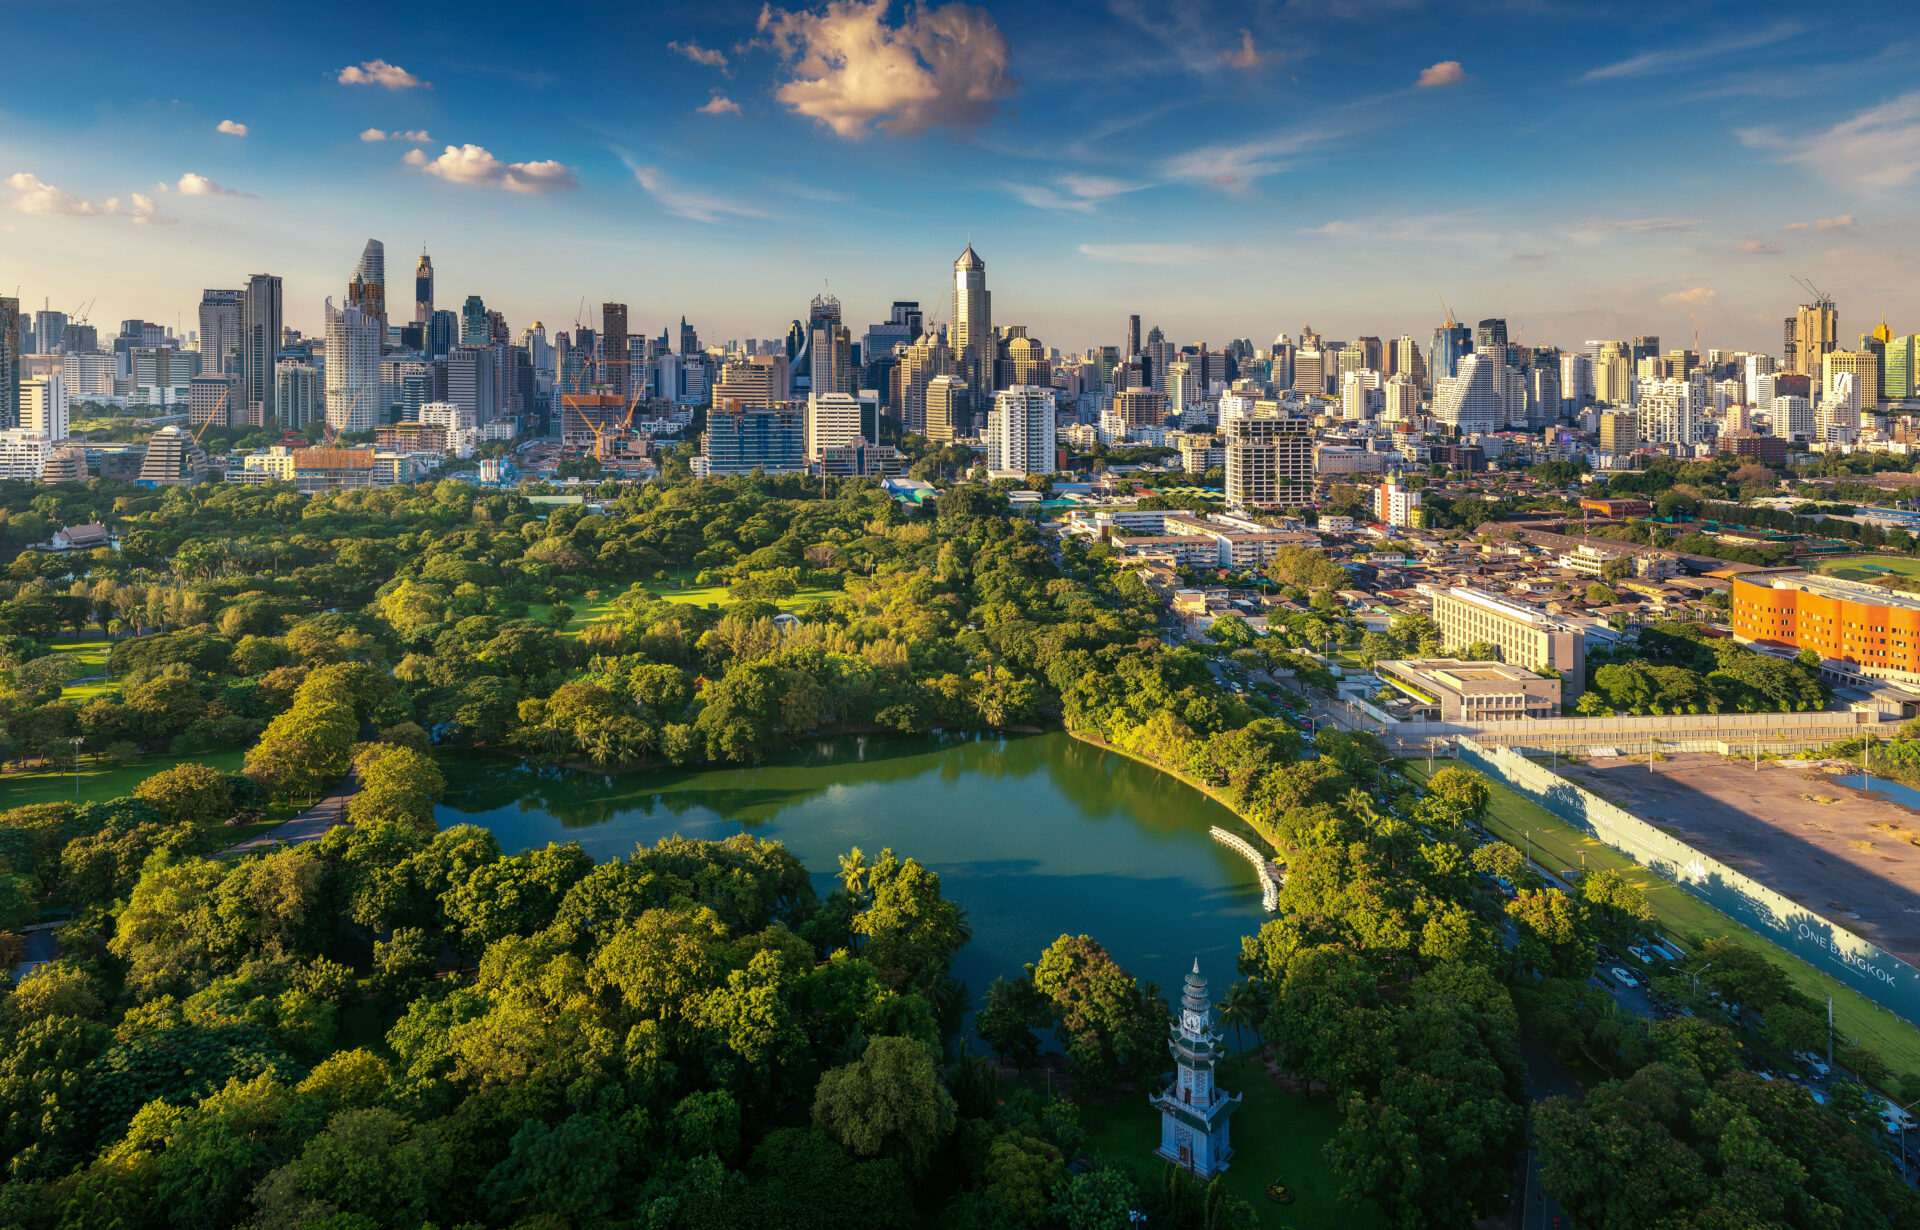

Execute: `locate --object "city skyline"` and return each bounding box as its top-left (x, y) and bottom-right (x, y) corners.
top-left (4, 0), bottom-right (1917, 352)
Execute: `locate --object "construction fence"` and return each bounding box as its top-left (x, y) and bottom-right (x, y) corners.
top-left (1456, 737), bottom-right (1920, 1028)
top-left (1349, 705), bottom-right (1873, 757)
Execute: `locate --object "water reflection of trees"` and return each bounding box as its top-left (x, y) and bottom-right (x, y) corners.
top-left (434, 731), bottom-right (1241, 837)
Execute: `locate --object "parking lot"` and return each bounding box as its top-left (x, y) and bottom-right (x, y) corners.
top-left (1558, 753), bottom-right (1920, 965)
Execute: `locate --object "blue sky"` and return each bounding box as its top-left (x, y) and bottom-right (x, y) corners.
top-left (4, 0), bottom-right (1916, 355)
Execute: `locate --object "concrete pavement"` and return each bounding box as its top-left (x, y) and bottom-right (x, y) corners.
top-left (219, 770), bottom-right (359, 859)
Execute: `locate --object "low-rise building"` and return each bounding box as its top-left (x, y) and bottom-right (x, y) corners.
top-left (1429, 585), bottom-right (1586, 699)
top-left (1377, 658), bottom-right (1562, 722)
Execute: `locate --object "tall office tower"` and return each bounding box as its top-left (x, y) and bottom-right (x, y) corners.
top-left (807, 293), bottom-right (852, 396)
top-left (324, 299), bottom-right (382, 432)
top-left (483, 310), bottom-right (507, 345)
top-left (862, 313), bottom-right (916, 401)
top-left (1291, 345), bottom-right (1328, 396)
top-left (952, 243), bottom-right (991, 407)
top-left (1005, 333), bottom-right (1049, 388)
top-left (896, 335), bottom-right (953, 435)
top-left (0, 297), bottom-right (18, 429)
top-left (1824, 350), bottom-right (1881, 416)
top-left (461, 296), bottom-right (488, 344)
top-left (32, 309), bottom-right (66, 354)
top-left (601, 303), bottom-right (629, 398)
top-left (925, 374), bottom-right (968, 442)
top-left (1528, 365), bottom-right (1561, 427)
top-left (347, 238), bottom-right (386, 331)
top-left (1431, 314), bottom-right (1472, 383)
top-left (1630, 335), bottom-right (1660, 367)
top-left (1340, 370), bottom-right (1382, 420)
top-left (1773, 394), bottom-right (1814, 440)
top-left (1390, 335), bottom-right (1424, 386)
top-left (1865, 316), bottom-right (1894, 387)
top-left (447, 345), bottom-right (500, 424)
top-left (1166, 361), bottom-right (1199, 412)
top-left (677, 316), bottom-right (699, 357)
top-left (197, 290), bottom-right (244, 375)
top-left (1792, 299), bottom-right (1837, 378)
top-left (1476, 318), bottom-right (1507, 349)
top-left (889, 300), bottom-right (923, 340)
top-left (987, 386), bottom-right (1056, 476)
top-left (427, 309), bottom-right (456, 358)
top-left (240, 274), bottom-right (282, 427)
top-left (1354, 336), bottom-right (1385, 374)
top-left (805, 391), bottom-right (865, 460)
top-left (1384, 373), bottom-right (1419, 421)
top-left (1743, 353), bottom-right (1777, 404)
top-left (276, 361), bottom-right (322, 430)
top-left (1126, 314), bottom-right (1142, 360)
top-left (1112, 389), bottom-right (1168, 429)
top-left (1559, 353), bottom-right (1593, 408)
top-left (22, 372), bottom-right (67, 440)
top-left (1887, 335), bottom-right (1917, 401)
top-left (414, 250), bottom-right (434, 324)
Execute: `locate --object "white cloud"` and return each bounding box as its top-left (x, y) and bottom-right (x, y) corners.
top-left (1570, 217), bottom-right (1699, 238)
top-left (1077, 242), bottom-right (1229, 265)
top-left (361, 127), bottom-right (432, 142)
top-left (757, 0), bottom-right (1014, 138)
top-left (1224, 30), bottom-right (1263, 70)
top-left (1301, 211), bottom-right (1502, 244)
top-left (1660, 286), bottom-right (1718, 308)
top-left (177, 172), bottom-right (253, 198)
top-left (630, 163), bottom-right (770, 223)
top-left (1005, 174), bottom-right (1143, 213)
top-left (1782, 214), bottom-right (1857, 232)
top-left (1415, 60), bottom-right (1467, 88)
top-left (407, 144), bottom-right (578, 194)
top-left (5, 173), bottom-right (172, 223)
top-left (216, 119), bottom-right (249, 136)
top-left (1737, 240), bottom-right (1783, 255)
top-left (6, 172), bottom-right (98, 216)
top-left (337, 59), bottom-right (427, 89)
top-left (669, 40), bottom-right (731, 72)
top-left (1163, 122), bottom-right (1342, 189)
top-left (697, 95), bottom-right (742, 116)
top-left (1584, 22), bottom-right (1800, 81)
top-left (1742, 92), bottom-right (1920, 191)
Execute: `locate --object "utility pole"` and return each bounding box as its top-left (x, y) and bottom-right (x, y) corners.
top-left (1828, 996), bottom-right (1835, 1071)
top-left (70, 737), bottom-right (84, 804)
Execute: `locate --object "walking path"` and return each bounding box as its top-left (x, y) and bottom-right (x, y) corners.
top-left (219, 770), bottom-right (359, 858)
top-left (1210, 826), bottom-right (1282, 912)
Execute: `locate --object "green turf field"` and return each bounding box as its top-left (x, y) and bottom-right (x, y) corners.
top-left (1078, 1055), bottom-right (1387, 1229)
top-left (527, 577), bottom-right (843, 634)
top-left (1817, 555), bottom-right (1920, 583)
top-left (1405, 760), bottom-right (1920, 1076)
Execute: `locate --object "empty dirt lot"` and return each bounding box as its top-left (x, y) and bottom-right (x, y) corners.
top-left (1558, 752), bottom-right (1920, 964)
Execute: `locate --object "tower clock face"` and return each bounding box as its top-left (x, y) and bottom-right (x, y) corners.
top-left (1183, 1009), bottom-right (1203, 1033)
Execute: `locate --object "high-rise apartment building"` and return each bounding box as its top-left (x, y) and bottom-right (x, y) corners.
top-left (324, 299), bottom-right (383, 432)
top-left (706, 401), bottom-right (805, 473)
top-left (240, 274), bottom-right (282, 426)
top-left (1824, 350), bottom-right (1881, 416)
top-left (276, 361), bottom-right (323, 430)
top-left (1793, 300), bottom-right (1838, 379)
top-left (1384, 373), bottom-right (1420, 421)
top-left (61, 352), bottom-right (116, 398)
top-left (1888, 335), bottom-right (1918, 401)
top-left (1223, 401), bottom-right (1313, 508)
top-left (601, 303), bottom-right (629, 399)
top-left (952, 244), bottom-right (991, 411)
top-left (1112, 389), bottom-right (1168, 430)
top-left (1374, 471), bottom-right (1421, 527)
top-left (0, 297), bottom-right (18, 429)
top-left (896, 335), bottom-right (954, 436)
top-left (987, 385), bottom-right (1055, 476)
top-left (1433, 352), bottom-right (1524, 434)
top-left (1391, 335), bottom-right (1425, 387)
top-left (805, 391), bottom-right (865, 461)
top-left (1599, 411), bottom-right (1638, 453)
top-left (1634, 374), bottom-right (1708, 445)
top-left (925, 374), bottom-right (968, 442)
top-left (197, 289), bottom-right (244, 376)
top-left (414, 250), bottom-right (433, 324)
top-left (348, 239), bottom-right (386, 334)
top-left (22, 372), bottom-right (67, 440)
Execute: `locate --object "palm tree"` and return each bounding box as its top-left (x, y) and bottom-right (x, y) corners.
top-left (1216, 979), bottom-right (1264, 1056)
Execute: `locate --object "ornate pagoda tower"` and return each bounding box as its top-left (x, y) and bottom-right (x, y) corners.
top-left (1150, 959), bottom-right (1241, 1178)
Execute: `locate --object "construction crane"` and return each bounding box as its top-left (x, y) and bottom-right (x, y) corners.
top-left (1792, 275), bottom-right (1834, 309)
top-left (1438, 294), bottom-right (1456, 327)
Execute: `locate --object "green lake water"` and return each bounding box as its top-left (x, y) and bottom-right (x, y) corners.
top-left (434, 731), bottom-right (1268, 1005)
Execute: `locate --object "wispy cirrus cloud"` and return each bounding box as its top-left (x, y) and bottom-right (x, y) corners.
top-left (1077, 242), bottom-right (1231, 265)
top-left (1163, 121), bottom-right (1345, 190)
top-left (403, 145), bottom-right (578, 193)
top-left (1005, 174), bottom-right (1145, 213)
top-left (337, 59), bottom-right (428, 89)
top-left (5, 173), bottom-right (171, 223)
top-left (1223, 31), bottom-right (1264, 70)
top-left (669, 40), bottom-right (731, 73)
top-left (629, 162), bottom-right (770, 223)
top-left (757, 0), bottom-right (1014, 138)
top-left (1782, 214), bottom-right (1856, 232)
top-left (1741, 92), bottom-right (1920, 191)
top-left (1301, 210), bottom-right (1500, 244)
top-left (1569, 216), bottom-right (1699, 240)
top-left (1737, 240), bottom-right (1782, 255)
top-left (1583, 21), bottom-right (1801, 81)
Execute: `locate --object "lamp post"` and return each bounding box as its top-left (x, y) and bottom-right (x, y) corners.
top-left (69, 736), bottom-right (85, 805)
top-left (1690, 961), bottom-right (1713, 997)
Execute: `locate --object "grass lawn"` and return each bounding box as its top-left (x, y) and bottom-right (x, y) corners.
top-left (3, 747), bottom-right (247, 809)
top-left (1077, 1056), bottom-right (1388, 1230)
top-left (1404, 760), bottom-right (1920, 1076)
top-left (36, 637), bottom-right (122, 702)
top-left (528, 572), bottom-right (845, 635)
top-left (1817, 555), bottom-right (1920, 582)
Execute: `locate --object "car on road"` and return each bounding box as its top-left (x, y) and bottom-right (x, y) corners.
top-left (1609, 967), bottom-right (1640, 987)
top-left (1796, 1052), bottom-right (1832, 1079)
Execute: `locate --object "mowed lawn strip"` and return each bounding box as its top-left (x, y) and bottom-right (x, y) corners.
top-left (1405, 759), bottom-right (1920, 1075)
top-left (4, 747), bottom-right (247, 809)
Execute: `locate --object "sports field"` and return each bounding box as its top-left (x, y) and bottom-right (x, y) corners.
top-left (1816, 555), bottom-right (1920, 583)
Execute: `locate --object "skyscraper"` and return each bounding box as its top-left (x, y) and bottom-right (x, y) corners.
top-left (987, 386), bottom-right (1056, 476)
top-left (1793, 300), bottom-right (1837, 379)
top-left (806, 293), bottom-right (850, 396)
top-left (32, 309), bottom-right (66, 355)
top-left (602, 303), bottom-right (629, 399)
top-left (952, 243), bottom-right (991, 411)
top-left (1126, 314), bottom-right (1142, 360)
top-left (198, 289), bottom-right (244, 376)
top-left (1, 298), bottom-right (22, 427)
top-left (414, 250), bottom-right (434, 324)
top-left (1475, 318), bottom-right (1507, 349)
top-left (1391, 335), bottom-right (1426, 386)
top-left (427, 309), bottom-right (456, 359)
top-left (461, 296), bottom-right (488, 345)
top-left (240, 274), bottom-right (282, 426)
top-left (679, 316), bottom-right (699, 357)
top-left (348, 239), bottom-right (386, 333)
top-left (324, 298), bottom-right (382, 432)
top-left (1431, 314), bottom-right (1472, 384)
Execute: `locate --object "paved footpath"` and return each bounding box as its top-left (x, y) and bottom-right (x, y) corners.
top-left (219, 770), bottom-right (359, 858)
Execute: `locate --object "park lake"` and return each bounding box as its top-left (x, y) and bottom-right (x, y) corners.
top-left (433, 730), bottom-right (1268, 1009)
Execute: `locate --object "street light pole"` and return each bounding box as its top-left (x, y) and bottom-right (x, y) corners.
top-left (69, 736), bottom-right (85, 805)
top-left (1690, 962), bottom-right (1713, 997)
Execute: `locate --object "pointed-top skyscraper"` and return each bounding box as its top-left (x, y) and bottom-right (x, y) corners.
top-left (952, 242), bottom-right (990, 405)
top-left (414, 248), bottom-right (433, 324)
top-left (349, 239), bottom-right (386, 334)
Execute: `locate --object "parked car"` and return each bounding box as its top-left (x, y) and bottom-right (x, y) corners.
top-left (1796, 1051), bottom-right (1832, 1079)
top-left (1627, 945), bottom-right (1654, 965)
top-left (1610, 967), bottom-right (1640, 987)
